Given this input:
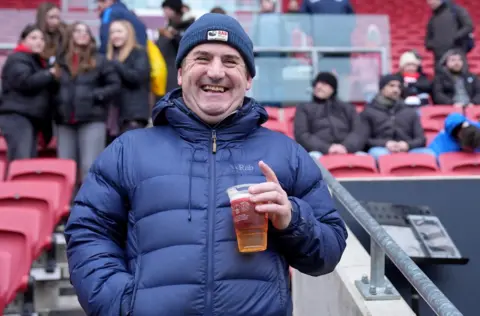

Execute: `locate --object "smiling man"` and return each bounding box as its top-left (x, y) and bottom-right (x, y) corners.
top-left (64, 13), bottom-right (347, 316)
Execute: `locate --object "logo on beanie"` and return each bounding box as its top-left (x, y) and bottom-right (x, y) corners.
top-left (207, 30), bottom-right (228, 42)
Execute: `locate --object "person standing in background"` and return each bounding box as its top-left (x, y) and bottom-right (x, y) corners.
top-left (106, 20), bottom-right (150, 141)
top-left (54, 22), bottom-right (120, 182)
top-left (425, 0), bottom-right (474, 66)
top-left (0, 24), bottom-right (58, 161)
top-left (96, 0), bottom-right (147, 54)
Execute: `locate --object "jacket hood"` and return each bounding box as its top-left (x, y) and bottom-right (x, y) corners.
top-left (152, 88), bottom-right (268, 143)
top-left (439, 49), bottom-right (469, 74)
top-left (445, 113), bottom-right (471, 135)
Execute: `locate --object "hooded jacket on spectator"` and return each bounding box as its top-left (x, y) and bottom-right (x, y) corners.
top-left (111, 47), bottom-right (151, 124)
top-left (99, 1), bottom-right (147, 54)
top-left (429, 112), bottom-right (480, 155)
top-left (294, 73), bottom-right (365, 154)
top-left (64, 88), bottom-right (347, 316)
top-left (432, 49), bottom-right (480, 104)
top-left (361, 95), bottom-right (426, 149)
top-left (55, 55), bottom-right (120, 124)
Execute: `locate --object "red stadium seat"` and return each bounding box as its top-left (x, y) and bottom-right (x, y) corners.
top-left (421, 119), bottom-right (442, 145)
top-left (0, 159), bottom-right (5, 181)
top-left (262, 120), bottom-right (292, 137)
top-left (0, 181), bottom-right (60, 259)
top-left (420, 106), bottom-right (461, 126)
top-left (283, 107), bottom-right (297, 123)
top-left (465, 106), bottom-right (480, 122)
top-left (0, 252), bottom-right (12, 312)
top-left (0, 136), bottom-right (7, 163)
top-left (0, 225), bottom-right (32, 311)
top-left (264, 107), bottom-right (281, 121)
top-left (319, 154), bottom-right (379, 178)
top-left (439, 152), bottom-right (480, 175)
top-left (378, 153), bottom-right (439, 176)
top-left (6, 159), bottom-right (76, 223)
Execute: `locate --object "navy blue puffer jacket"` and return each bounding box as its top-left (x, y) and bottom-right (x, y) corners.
top-left (65, 88), bottom-right (347, 316)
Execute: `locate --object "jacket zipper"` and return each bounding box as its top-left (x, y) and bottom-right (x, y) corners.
top-left (206, 129), bottom-right (217, 314)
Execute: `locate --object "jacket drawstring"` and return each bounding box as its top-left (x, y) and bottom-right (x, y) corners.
top-left (187, 148), bottom-right (197, 222)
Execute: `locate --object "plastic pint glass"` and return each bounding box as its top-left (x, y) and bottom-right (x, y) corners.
top-left (226, 184), bottom-right (268, 253)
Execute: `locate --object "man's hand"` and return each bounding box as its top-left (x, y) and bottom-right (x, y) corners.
top-left (249, 161), bottom-right (292, 230)
top-left (386, 140), bottom-right (399, 152)
top-left (397, 141), bottom-right (409, 152)
top-left (328, 144), bottom-right (348, 154)
top-left (454, 102), bottom-right (464, 108)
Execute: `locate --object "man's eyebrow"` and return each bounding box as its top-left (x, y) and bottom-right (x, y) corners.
top-left (222, 54), bottom-right (242, 61)
top-left (192, 50), bottom-right (211, 57)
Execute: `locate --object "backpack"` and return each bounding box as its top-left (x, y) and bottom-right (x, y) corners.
top-left (146, 40), bottom-right (168, 97)
top-left (449, 3), bottom-right (475, 53)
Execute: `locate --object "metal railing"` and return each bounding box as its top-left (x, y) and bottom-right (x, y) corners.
top-left (314, 160), bottom-right (463, 316)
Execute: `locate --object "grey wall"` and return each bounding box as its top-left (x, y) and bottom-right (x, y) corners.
top-left (337, 179), bottom-right (479, 316)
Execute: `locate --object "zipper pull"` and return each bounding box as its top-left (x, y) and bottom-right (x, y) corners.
top-left (212, 130), bottom-right (217, 154)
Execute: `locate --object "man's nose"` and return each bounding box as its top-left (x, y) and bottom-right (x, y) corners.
top-left (207, 58), bottom-right (226, 80)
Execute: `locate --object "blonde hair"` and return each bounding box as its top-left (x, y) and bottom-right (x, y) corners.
top-left (106, 20), bottom-right (139, 62)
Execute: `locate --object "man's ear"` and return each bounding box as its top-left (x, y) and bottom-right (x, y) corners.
top-left (245, 75), bottom-right (253, 91)
top-left (177, 68), bottom-right (183, 86)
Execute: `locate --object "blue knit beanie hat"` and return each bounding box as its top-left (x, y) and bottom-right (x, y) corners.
top-left (175, 13), bottom-right (256, 77)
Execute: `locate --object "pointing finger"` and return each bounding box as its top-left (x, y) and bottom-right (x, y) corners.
top-left (259, 160), bottom-right (279, 184)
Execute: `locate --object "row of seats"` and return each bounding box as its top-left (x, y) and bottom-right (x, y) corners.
top-left (262, 105), bottom-right (480, 141)
top-left (0, 158), bottom-right (76, 313)
top-left (318, 152), bottom-right (480, 178)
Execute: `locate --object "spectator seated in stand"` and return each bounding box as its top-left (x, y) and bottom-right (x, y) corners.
top-left (432, 49), bottom-right (480, 106)
top-left (396, 51), bottom-right (432, 106)
top-left (429, 112), bottom-right (480, 156)
top-left (361, 74), bottom-right (434, 159)
top-left (294, 72), bottom-right (366, 159)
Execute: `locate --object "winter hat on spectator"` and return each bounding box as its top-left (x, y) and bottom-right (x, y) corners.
top-left (399, 51), bottom-right (420, 69)
top-left (313, 72), bottom-right (338, 95)
top-left (175, 13), bottom-right (256, 77)
top-left (162, 0), bottom-right (183, 14)
top-left (379, 74), bottom-right (403, 90)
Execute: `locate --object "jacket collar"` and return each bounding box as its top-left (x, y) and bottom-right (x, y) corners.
top-left (152, 88), bottom-right (268, 144)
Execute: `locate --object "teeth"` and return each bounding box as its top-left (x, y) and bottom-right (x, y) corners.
top-left (203, 85), bottom-right (225, 92)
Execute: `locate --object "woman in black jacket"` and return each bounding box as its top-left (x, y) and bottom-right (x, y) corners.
top-left (106, 19), bottom-right (150, 140)
top-left (55, 21), bottom-right (120, 182)
top-left (0, 24), bottom-right (57, 161)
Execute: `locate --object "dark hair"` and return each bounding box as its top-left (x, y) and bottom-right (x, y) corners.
top-left (210, 6), bottom-right (227, 14)
top-left (19, 24), bottom-right (42, 41)
top-left (459, 125), bottom-right (480, 150)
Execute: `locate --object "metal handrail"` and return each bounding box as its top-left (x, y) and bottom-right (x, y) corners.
top-left (314, 160), bottom-right (463, 316)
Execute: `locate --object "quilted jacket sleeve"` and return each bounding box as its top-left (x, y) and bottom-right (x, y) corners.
top-left (271, 144), bottom-right (348, 276)
top-left (64, 138), bottom-right (134, 316)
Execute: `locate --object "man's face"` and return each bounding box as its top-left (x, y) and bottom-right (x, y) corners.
top-left (426, 0), bottom-right (441, 9)
top-left (381, 80), bottom-right (401, 100)
top-left (97, 0), bottom-right (113, 15)
top-left (261, 0), bottom-right (275, 12)
top-left (163, 7), bottom-right (179, 22)
top-left (446, 54), bottom-right (463, 72)
top-left (178, 43), bottom-right (252, 125)
top-left (313, 82), bottom-right (333, 100)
